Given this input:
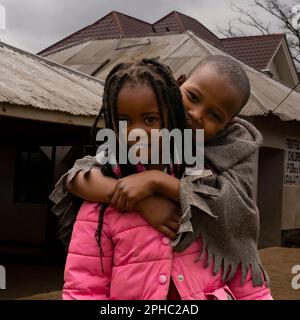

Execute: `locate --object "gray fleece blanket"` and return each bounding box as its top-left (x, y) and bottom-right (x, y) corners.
top-left (177, 117), bottom-right (270, 287)
top-left (49, 117), bottom-right (269, 287)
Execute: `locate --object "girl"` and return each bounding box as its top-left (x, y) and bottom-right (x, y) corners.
top-left (63, 59), bottom-right (188, 299)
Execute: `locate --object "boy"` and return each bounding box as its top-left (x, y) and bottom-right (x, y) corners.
top-left (50, 55), bottom-right (271, 293)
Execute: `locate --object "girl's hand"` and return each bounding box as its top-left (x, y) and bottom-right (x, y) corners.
top-left (135, 195), bottom-right (181, 240)
top-left (110, 171), bottom-right (160, 212)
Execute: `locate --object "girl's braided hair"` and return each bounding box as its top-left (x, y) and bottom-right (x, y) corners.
top-left (91, 58), bottom-right (187, 272)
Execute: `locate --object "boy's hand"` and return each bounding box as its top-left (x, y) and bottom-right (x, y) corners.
top-left (135, 195), bottom-right (181, 240)
top-left (110, 171), bottom-right (160, 212)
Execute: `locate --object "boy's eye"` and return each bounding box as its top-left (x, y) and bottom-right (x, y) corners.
top-left (187, 91), bottom-right (199, 102)
top-left (210, 112), bottom-right (222, 123)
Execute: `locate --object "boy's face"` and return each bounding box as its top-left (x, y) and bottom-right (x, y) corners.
top-left (179, 64), bottom-right (244, 141)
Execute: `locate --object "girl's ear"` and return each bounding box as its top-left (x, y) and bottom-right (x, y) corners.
top-left (176, 74), bottom-right (187, 86)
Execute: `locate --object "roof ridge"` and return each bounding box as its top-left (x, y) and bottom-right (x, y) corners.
top-left (0, 41), bottom-right (104, 84)
top-left (112, 10), bottom-right (153, 26)
top-left (112, 11), bottom-right (124, 34)
top-left (174, 11), bottom-right (186, 32)
top-left (221, 33), bottom-right (285, 41)
top-left (174, 11), bottom-right (220, 41)
top-left (153, 10), bottom-right (177, 25)
top-left (41, 39), bottom-right (91, 56)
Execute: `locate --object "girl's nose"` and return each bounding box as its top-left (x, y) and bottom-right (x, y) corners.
top-left (127, 121), bottom-right (141, 132)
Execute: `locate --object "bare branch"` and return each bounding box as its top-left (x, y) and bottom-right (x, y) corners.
top-left (231, 2), bottom-right (272, 34)
top-left (292, 55), bottom-right (300, 65)
top-left (216, 0), bottom-right (300, 68)
top-left (237, 16), bottom-right (271, 34)
top-left (216, 20), bottom-right (246, 38)
top-left (254, 0), bottom-right (300, 39)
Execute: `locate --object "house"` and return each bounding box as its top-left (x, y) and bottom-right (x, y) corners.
top-left (0, 41), bottom-right (103, 260)
top-left (222, 34), bottom-right (299, 88)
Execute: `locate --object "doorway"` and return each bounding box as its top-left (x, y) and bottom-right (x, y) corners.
top-left (257, 147), bottom-right (284, 248)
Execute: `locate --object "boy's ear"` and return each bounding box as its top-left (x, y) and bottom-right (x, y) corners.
top-left (176, 74), bottom-right (187, 86)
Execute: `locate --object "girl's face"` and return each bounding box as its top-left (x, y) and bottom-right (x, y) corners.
top-left (117, 83), bottom-right (165, 164)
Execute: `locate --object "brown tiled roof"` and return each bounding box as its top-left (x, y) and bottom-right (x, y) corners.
top-left (40, 10), bottom-right (222, 55)
top-left (39, 11), bottom-right (154, 55)
top-left (221, 34), bottom-right (284, 70)
top-left (39, 10), bottom-right (285, 73)
top-left (153, 11), bottom-right (222, 47)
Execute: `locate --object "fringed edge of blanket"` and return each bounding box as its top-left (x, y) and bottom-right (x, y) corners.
top-left (195, 234), bottom-right (271, 288)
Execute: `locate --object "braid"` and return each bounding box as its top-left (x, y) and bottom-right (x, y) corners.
top-left (94, 163), bottom-right (117, 273)
top-left (140, 71), bottom-right (166, 129)
top-left (90, 63), bottom-right (131, 147)
top-left (108, 73), bottom-right (138, 178)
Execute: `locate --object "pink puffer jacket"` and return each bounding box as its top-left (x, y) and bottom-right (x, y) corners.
top-left (63, 201), bottom-right (273, 300)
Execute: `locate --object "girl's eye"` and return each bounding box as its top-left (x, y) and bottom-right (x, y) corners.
top-left (145, 117), bottom-right (158, 125)
top-left (187, 91), bottom-right (198, 102)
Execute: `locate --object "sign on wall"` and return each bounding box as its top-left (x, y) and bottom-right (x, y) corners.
top-left (284, 138), bottom-right (300, 185)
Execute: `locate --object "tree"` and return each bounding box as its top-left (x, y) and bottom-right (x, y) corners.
top-left (216, 0), bottom-right (300, 66)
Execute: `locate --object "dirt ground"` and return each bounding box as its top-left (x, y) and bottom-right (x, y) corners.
top-left (0, 262), bottom-right (64, 300)
top-left (259, 247), bottom-right (300, 300)
top-left (1, 247), bottom-right (299, 300)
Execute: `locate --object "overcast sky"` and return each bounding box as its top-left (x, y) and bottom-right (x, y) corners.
top-left (0, 0), bottom-right (296, 54)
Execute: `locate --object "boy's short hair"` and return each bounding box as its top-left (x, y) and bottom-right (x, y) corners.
top-left (193, 55), bottom-right (251, 111)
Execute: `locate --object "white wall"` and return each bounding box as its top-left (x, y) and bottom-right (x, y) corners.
top-left (254, 116), bottom-right (300, 230)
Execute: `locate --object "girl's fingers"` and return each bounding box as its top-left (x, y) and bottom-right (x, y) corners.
top-left (125, 198), bottom-right (135, 212)
top-left (107, 182), bottom-right (118, 202)
top-left (111, 188), bottom-right (126, 211)
top-left (110, 188), bottom-right (121, 208)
